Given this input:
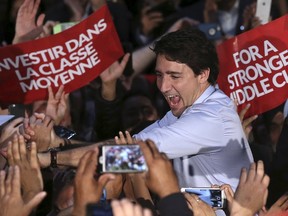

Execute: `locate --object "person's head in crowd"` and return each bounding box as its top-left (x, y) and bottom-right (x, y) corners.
top-left (47, 168), bottom-right (76, 216)
top-left (121, 92), bottom-right (159, 132)
top-left (152, 27), bottom-right (219, 117)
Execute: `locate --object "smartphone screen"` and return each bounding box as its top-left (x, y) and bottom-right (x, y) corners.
top-left (181, 187), bottom-right (225, 208)
top-left (101, 144), bottom-right (147, 173)
top-left (53, 125), bottom-right (76, 139)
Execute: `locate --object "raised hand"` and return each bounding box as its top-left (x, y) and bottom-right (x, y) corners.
top-left (72, 149), bottom-right (115, 216)
top-left (13, 0), bottom-right (45, 44)
top-left (231, 160), bottom-right (270, 216)
top-left (115, 131), bottom-right (135, 145)
top-left (7, 135), bottom-right (43, 203)
top-left (138, 139), bottom-right (179, 198)
top-left (100, 53), bottom-right (130, 101)
top-left (259, 192), bottom-right (288, 216)
top-left (0, 166), bottom-right (46, 216)
top-left (46, 85), bottom-right (69, 125)
top-left (21, 113), bottom-right (62, 151)
top-left (235, 101), bottom-right (258, 139)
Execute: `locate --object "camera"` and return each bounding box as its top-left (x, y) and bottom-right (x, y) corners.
top-left (100, 144), bottom-right (147, 173)
top-left (198, 23), bottom-right (223, 41)
top-left (180, 187), bottom-right (226, 208)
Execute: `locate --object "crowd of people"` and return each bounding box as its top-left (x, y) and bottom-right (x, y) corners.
top-left (0, 0), bottom-right (288, 216)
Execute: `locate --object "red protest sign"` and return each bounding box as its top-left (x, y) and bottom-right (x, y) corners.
top-left (0, 5), bottom-right (124, 105)
top-left (217, 15), bottom-right (288, 117)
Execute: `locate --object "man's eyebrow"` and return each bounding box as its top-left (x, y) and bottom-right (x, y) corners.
top-left (155, 70), bottom-right (182, 75)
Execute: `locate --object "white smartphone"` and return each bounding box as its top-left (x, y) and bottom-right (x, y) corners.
top-left (100, 144), bottom-right (147, 173)
top-left (255, 0), bottom-right (272, 24)
top-left (181, 187), bottom-right (226, 208)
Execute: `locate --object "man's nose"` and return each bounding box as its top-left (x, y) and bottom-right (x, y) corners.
top-left (158, 76), bottom-right (171, 93)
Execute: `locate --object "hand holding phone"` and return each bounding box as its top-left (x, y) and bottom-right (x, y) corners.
top-left (100, 144), bottom-right (147, 173)
top-left (181, 187), bottom-right (226, 208)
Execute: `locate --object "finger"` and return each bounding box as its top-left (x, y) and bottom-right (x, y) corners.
top-left (76, 151), bottom-right (93, 178)
top-left (55, 85), bottom-right (65, 101)
top-left (0, 170), bottom-right (6, 197)
top-left (32, 0), bottom-right (41, 15)
top-left (242, 115), bottom-right (257, 127)
top-left (34, 112), bottom-right (45, 121)
top-left (7, 142), bottom-right (15, 166)
top-left (119, 53), bottom-right (130, 69)
top-left (118, 131), bottom-right (127, 144)
top-left (138, 140), bottom-right (153, 166)
top-left (239, 167), bottom-right (248, 185)
top-left (48, 86), bottom-right (54, 101)
top-left (5, 166), bottom-right (13, 195)
top-left (7, 117), bottom-right (24, 129)
top-left (11, 165), bottom-right (21, 197)
top-left (125, 131), bottom-right (134, 144)
top-left (12, 135), bottom-right (21, 164)
top-left (36, 13), bottom-right (45, 27)
top-left (223, 187), bottom-right (234, 204)
top-left (143, 208), bottom-right (153, 216)
top-left (29, 142), bottom-right (39, 169)
top-left (160, 152), bottom-right (169, 160)
top-left (24, 191), bottom-right (47, 213)
top-left (97, 174), bottom-right (116, 197)
top-left (247, 162), bottom-right (256, 182)
top-left (146, 139), bottom-right (160, 158)
top-left (115, 136), bottom-right (121, 144)
top-left (262, 174), bottom-right (270, 188)
top-left (83, 150), bottom-right (98, 177)
top-left (239, 103), bottom-right (251, 121)
top-left (119, 198), bottom-right (134, 216)
top-left (134, 203), bottom-right (144, 216)
top-left (19, 134), bottom-right (27, 158)
top-left (255, 160), bottom-right (265, 180)
top-left (111, 199), bottom-right (125, 216)
top-left (43, 115), bottom-right (53, 127)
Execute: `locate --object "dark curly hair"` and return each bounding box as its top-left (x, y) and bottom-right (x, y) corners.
top-left (152, 27), bottom-right (219, 85)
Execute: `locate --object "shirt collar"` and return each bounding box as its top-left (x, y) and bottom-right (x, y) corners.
top-left (193, 85), bottom-right (216, 105)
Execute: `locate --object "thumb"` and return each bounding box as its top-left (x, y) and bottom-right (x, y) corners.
top-left (98, 174), bottom-right (116, 189)
top-left (24, 191), bottom-right (46, 213)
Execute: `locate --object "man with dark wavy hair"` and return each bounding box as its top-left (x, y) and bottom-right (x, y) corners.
top-left (134, 27), bottom-right (254, 198)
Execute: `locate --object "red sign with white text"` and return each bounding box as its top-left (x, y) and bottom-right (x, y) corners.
top-left (217, 15), bottom-right (288, 117)
top-left (0, 5), bottom-right (123, 105)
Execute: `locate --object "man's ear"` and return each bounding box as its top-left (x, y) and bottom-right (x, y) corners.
top-left (198, 68), bottom-right (210, 84)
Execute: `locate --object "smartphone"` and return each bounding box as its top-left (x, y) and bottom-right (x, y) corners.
top-left (53, 22), bottom-right (77, 34)
top-left (100, 144), bottom-right (147, 173)
top-left (198, 23), bottom-right (223, 41)
top-left (8, 104), bottom-right (25, 118)
top-left (255, 0), bottom-right (272, 24)
top-left (146, 0), bottom-right (176, 17)
top-left (86, 202), bottom-right (113, 216)
top-left (53, 125), bottom-right (76, 139)
top-left (181, 187), bottom-right (226, 208)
